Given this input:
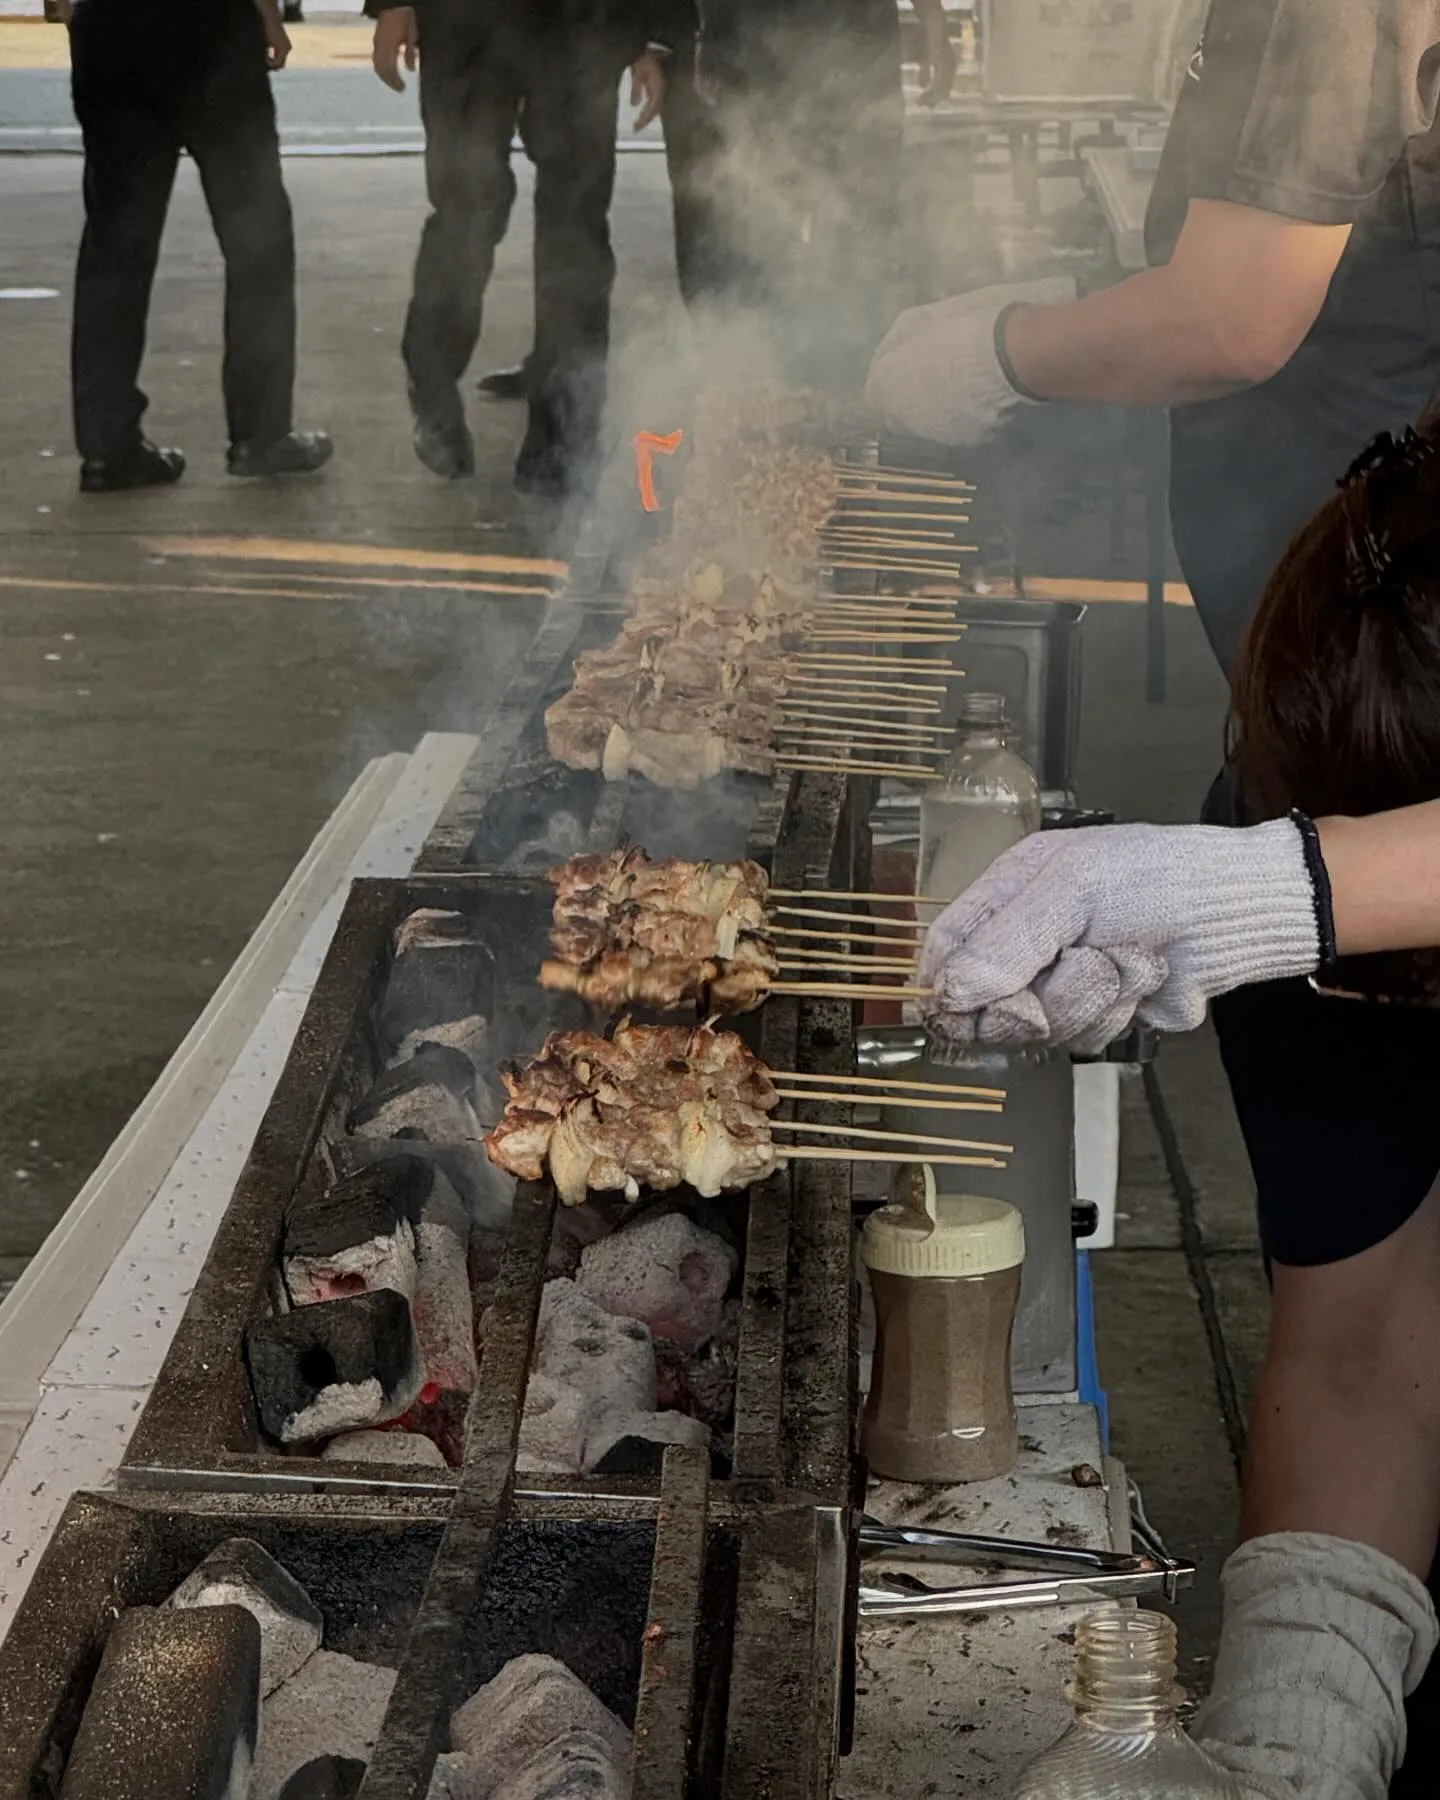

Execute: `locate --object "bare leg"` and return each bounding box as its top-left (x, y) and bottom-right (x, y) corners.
top-left (1244, 1185), bottom-right (1440, 1578)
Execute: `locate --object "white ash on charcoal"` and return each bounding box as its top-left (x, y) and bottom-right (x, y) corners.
top-left (245, 1288), bottom-right (425, 1445)
top-left (283, 1155), bottom-right (432, 1308)
top-left (517, 1280), bottom-right (708, 1474)
top-left (490, 1729), bottom-right (629, 1800)
top-left (576, 1211), bottom-right (737, 1352)
top-left (57, 1605), bottom-right (260, 1800)
top-left (428, 1753), bottom-right (486, 1800)
top-left (413, 1159), bottom-right (479, 1396)
top-left (379, 909), bottom-right (495, 1055)
top-left (252, 1651), bottom-right (396, 1800)
top-left (587, 1411), bottom-right (710, 1476)
top-left (448, 1655), bottom-right (631, 1797)
top-left (165, 1536), bottom-right (322, 1697)
top-left (393, 1012), bottom-right (489, 1073)
top-left (320, 1428), bottom-right (449, 1469)
top-left (276, 1757), bottom-right (367, 1800)
top-left (349, 1043), bottom-right (487, 1145)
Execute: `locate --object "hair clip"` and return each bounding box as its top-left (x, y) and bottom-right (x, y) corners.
top-left (1340, 426), bottom-right (1439, 489)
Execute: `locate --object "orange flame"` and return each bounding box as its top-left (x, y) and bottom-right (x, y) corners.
top-left (634, 429), bottom-right (685, 512)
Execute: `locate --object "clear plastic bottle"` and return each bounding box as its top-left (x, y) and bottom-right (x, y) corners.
top-left (1010, 1612), bottom-right (1245, 1798)
top-left (918, 693), bottom-right (1041, 910)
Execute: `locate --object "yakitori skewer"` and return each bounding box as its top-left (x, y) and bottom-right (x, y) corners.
top-left (781, 1146), bottom-right (1006, 1169)
top-left (836, 467), bottom-right (976, 490)
top-left (791, 654), bottom-right (957, 671)
top-left (776, 758), bottom-right (943, 780)
top-left (772, 1087), bottom-right (1000, 1115)
top-left (780, 1068), bottom-right (1004, 1100)
top-left (817, 597), bottom-right (964, 612)
top-left (782, 710), bottom-right (947, 736)
top-left (769, 1119), bottom-right (1012, 1155)
top-left (831, 509), bottom-right (973, 524)
top-left (771, 887), bottom-right (947, 903)
top-left (771, 903), bottom-right (927, 929)
top-left (767, 980), bottom-right (934, 999)
top-left (770, 924), bottom-right (927, 949)
top-left (788, 675), bottom-right (949, 696)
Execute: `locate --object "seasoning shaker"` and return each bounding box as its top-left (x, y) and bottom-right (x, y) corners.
top-left (861, 1173), bottom-right (1025, 1484)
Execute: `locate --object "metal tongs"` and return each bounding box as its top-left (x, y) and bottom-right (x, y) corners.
top-left (858, 1519), bottom-right (1195, 1621)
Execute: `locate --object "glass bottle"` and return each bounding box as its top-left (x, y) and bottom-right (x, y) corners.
top-left (1010, 1612), bottom-right (1245, 1798)
top-left (917, 693), bottom-right (1041, 910)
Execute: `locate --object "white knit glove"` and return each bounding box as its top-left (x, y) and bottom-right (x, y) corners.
top-left (1196, 1533), bottom-right (1439, 1800)
top-left (918, 819), bottom-right (1323, 1055)
top-left (863, 277), bottom-right (1076, 447)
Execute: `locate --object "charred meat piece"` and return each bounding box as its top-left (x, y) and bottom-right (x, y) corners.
top-left (542, 849), bottom-right (779, 1016)
top-left (484, 1021), bottom-right (780, 1204)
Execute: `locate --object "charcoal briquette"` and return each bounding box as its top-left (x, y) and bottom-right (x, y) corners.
top-left (577, 1212), bottom-right (737, 1352)
top-left (487, 1730), bottom-right (629, 1800)
top-left (379, 909), bottom-right (494, 1051)
top-left (251, 1651), bottom-right (395, 1800)
top-left (449, 1657), bottom-right (631, 1797)
top-left (166, 1536), bottom-right (322, 1697)
top-left (245, 1289), bottom-right (424, 1445)
top-left (320, 1428), bottom-right (449, 1469)
top-left (276, 1757), bottom-right (368, 1800)
top-left (348, 1044), bottom-right (484, 1145)
top-left (57, 1605), bottom-right (260, 1800)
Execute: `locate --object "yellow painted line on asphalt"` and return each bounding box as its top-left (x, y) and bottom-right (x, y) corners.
top-left (0, 574), bottom-right (545, 602)
top-left (1025, 576), bottom-right (1194, 607)
top-left (144, 535), bottom-right (570, 580)
top-left (0, 19), bottom-right (376, 69)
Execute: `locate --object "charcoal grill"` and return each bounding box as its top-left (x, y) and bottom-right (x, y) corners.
top-left (124, 776), bottom-right (862, 1507)
top-left (0, 1449), bottom-right (846, 1800)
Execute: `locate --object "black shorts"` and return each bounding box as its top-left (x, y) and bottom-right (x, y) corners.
top-left (1212, 977), bottom-right (1440, 1267)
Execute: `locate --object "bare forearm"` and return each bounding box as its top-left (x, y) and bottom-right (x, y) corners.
top-left (1002, 200), bottom-right (1352, 409)
top-left (1001, 268), bottom-right (1256, 408)
top-left (1318, 803), bottom-right (1440, 957)
top-left (254, 0), bottom-right (282, 27)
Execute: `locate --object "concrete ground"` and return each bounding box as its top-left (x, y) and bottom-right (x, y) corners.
top-left (0, 39), bottom-right (1259, 1697)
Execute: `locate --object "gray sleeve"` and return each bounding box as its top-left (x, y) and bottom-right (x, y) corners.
top-left (1189, 0), bottom-right (1440, 223)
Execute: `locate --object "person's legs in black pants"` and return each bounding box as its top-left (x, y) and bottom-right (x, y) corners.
top-left (69, 7), bottom-right (180, 468)
top-left (515, 30), bottom-right (622, 496)
top-left (403, 1), bottom-right (520, 476)
top-left (179, 3), bottom-right (297, 454)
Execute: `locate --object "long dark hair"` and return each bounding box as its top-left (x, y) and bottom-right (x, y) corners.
top-left (1232, 427), bottom-right (1440, 821)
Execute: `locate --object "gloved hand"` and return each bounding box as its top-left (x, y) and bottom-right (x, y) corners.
top-left (864, 277), bottom-right (1076, 448)
top-left (918, 818), bottom-right (1323, 1055)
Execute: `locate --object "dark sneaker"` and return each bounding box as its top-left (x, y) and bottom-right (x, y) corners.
top-left (79, 440), bottom-right (186, 493)
top-left (227, 431), bottom-right (334, 478)
top-left (409, 384), bottom-right (474, 479)
top-left (477, 364), bottom-right (531, 401)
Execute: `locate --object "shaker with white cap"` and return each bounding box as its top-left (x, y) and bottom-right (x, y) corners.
top-left (861, 1173), bottom-right (1026, 1484)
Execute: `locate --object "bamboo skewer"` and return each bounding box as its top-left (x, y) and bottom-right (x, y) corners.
top-left (779, 1146), bottom-right (1005, 1169)
top-left (772, 904), bottom-right (925, 929)
top-left (817, 601), bottom-right (964, 615)
top-left (769, 924), bottom-right (927, 949)
top-left (777, 1069), bottom-right (1004, 1101)
top-left (791, 654), bottom-right (956, 670)
top-left (772, 1088), bottom-right (1000, 1115)
top-left (776, 758), bottom-right (943, 781)
top-left (775, 1068), bottom-right (1001, 1097)
top-left (776, 958), bottom-right (920, 974)
top-left (781, 711), bottom-right (947, 737)
top-left (767, 980), bottom-right (933, 999)
top-left (771, 888), bottom-right (947, 904)
top-left (832, 509), bottom-right (973, 524)
top-left (788, 687), bottom-right (944, 708)
top-left (806, 629), bottom-right (964, 644)
top-left (783, 738), bottom-right (943, 759)
top-left (788, 676), bottom-right (948, 696)
top-left (768, 1118), bottom-right (1011, 1155)
top-left (825, 558), bottom-right (978, 576)
top-left (837, 470), bottom-right (976, 491)
top-left (781, 697), bottom-right (945, 718)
